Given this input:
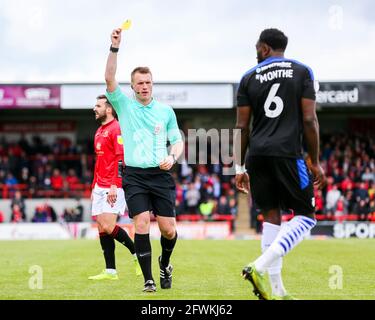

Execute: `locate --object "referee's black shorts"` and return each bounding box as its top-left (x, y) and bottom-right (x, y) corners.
top-left (123, 166), bottom-right (176, 218)
top-left (247, 156), bottom-right (315, 215)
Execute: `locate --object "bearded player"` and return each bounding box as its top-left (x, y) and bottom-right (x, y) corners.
top-left (89, 94), bottom-right (141, 280)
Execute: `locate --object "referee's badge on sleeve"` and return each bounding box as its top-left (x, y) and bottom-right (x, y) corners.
top-left (117, 135), bottom-right (123, 145)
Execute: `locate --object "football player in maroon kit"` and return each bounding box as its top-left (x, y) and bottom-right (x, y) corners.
top-left (88, 94), bottom-right (141, 280)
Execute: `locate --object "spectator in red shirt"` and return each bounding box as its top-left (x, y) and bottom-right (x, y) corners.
top-left (11, 190), bottom-right (26, 218)
top-left (341, 176), bottom-right (354, 193)
top-left (335, 196), bottom-right (348, 218)
top-left (51, 168), bottom-right (64, 190)
top-left (65, 168), bottom-right (80, 189)
top-left (8, 143), bottom-right (23, 157)
top-left (11, 204), bottom-right (26, 223)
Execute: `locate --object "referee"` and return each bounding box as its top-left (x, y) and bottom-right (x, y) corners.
top-left (104, 28), bottom-right (184, 292)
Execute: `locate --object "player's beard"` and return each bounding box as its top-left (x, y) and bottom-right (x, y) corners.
top-left (96, 112), bottom-right (107, 124)
top-left (257, 50), bottom-right (265, 63)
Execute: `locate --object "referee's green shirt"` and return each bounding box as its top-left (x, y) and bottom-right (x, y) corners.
top-left (106, 86), bottom-right (182, 168)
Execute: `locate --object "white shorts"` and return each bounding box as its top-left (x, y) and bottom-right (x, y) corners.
top-left (91, 184), bottom-right (126, 216)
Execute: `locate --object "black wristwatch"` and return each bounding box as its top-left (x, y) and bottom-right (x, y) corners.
top-left (110, 45), bottom-right (119, 53)
top-left (171, 154), bottom-right (177, 164)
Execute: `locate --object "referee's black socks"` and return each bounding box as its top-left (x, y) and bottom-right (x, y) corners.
top-left (134, 233), bottom-right (154, 282)
top-left (110, 225), bottom-right (136, 255)
top-left (160, 232), bottom-right (178, 267)
top-left (99, 232), bottom-right (116, 269)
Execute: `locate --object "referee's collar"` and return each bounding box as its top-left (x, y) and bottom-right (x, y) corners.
top-left (135, 97), bottom-right (155, 109)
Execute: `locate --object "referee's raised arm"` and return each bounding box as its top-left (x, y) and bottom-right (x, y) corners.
top-left (105, 28), bottom-right (121, 93)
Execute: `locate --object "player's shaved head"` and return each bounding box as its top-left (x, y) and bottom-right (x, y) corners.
top-left (256, 28), bottom-right (288, 63)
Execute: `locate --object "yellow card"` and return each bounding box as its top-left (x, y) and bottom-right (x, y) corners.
top-left (121, 19), bottom-right (132, 30)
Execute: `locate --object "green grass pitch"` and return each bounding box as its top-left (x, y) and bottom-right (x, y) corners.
top-left (0, 239), bottom-right (374, 300)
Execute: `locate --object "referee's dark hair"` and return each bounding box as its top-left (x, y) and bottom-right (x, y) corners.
top-left (96, 94), bottom-right (118, 120)
top-left (259, 28), bottom-right (288, 51)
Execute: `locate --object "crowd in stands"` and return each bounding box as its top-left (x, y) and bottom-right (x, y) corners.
top-left (0, 135), bottom-right (93, 199)
top-left (0, 132), bottom-right (375, 224)
top-left (173, 160), bottom-right (238, 230)
top-left (315, 133), bottom-right (375, 221)
top-left (7, 193), bottom-right (84, 223)
top-left (0, 135), bottom-right (239, 226)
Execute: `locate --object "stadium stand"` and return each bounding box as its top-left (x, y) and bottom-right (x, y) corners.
top-left (0, 132), bottom-right (374, 225)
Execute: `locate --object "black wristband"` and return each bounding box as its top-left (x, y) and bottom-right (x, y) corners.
top-left (171, 154), bottom-right (177, 164)
top-left (110, 45), bottom-right (119, 53)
